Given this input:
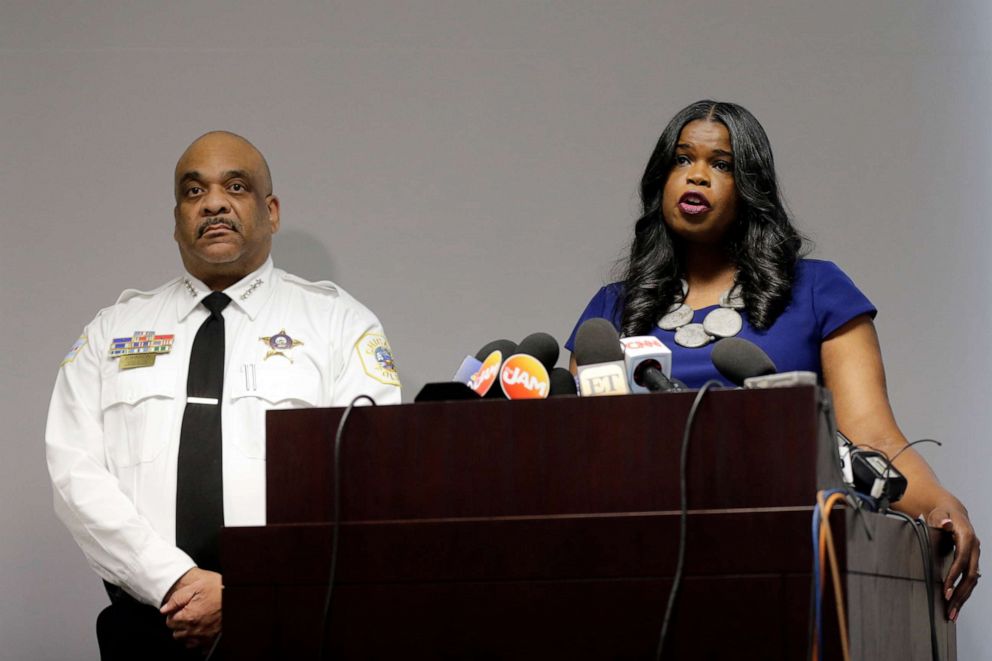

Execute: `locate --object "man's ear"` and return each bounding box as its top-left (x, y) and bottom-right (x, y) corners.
top-left (266, 195), bottom-right (281, 235)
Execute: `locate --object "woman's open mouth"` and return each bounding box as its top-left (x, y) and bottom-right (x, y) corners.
top-left (678, 191), bottom-right (711, 215)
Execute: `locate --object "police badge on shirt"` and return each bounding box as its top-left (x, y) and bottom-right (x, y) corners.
top-left (355, 332), bottom-right (400, 387)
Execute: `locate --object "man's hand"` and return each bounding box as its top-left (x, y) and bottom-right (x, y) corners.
top-left (160, 568), bottom-right (223, 649)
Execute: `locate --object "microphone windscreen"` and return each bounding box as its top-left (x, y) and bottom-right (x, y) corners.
top-left (475, 339), bottom-right (517, 362)
top-left (573, 318), bottom-right (623, 365)
top-left (548, 367), bottom-right (578, 396)
top-left (711, 337), bottom-right (777, 386)
top-left (516, 332), bottom-right (560, 371)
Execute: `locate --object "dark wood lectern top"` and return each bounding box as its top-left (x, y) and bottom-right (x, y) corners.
top-left (266, 386), bottom-right (837, 525)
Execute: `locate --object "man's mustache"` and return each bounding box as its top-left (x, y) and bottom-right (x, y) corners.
top-left (197, 217), bottom-right (242, 238)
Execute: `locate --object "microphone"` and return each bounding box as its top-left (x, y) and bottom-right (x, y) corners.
top-left (549, 367), bottom-right (578, 397)
top-left (471, 340), bottom-right (516, 398)
top-left (620, 335), bottom-right (679, 393)
top-left (710, 337), bottom-right (776, 386)
top-left (710, 337), bottom-right (817, 389)
top-left (467, 349), bottom-right (504, 396)
top-left (516, 332), bottom-right (559, 372)
top-left (573, 318), bottom-right (630, 397)
top-left (476, 339), bottom-right (517, 362)
top-left (499, 331), bottom-right (558, 399)
top-left (499, 353), bottom-right (551, 399)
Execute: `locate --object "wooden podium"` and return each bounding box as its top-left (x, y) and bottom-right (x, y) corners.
top-left (221, 386), bottom-right (955, 659)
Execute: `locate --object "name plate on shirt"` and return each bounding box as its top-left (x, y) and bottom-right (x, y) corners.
top-left (120, 354), bottom-right (157, 370)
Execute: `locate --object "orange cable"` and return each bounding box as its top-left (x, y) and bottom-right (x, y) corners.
top-left (818, 491), bottom-right (851, 661)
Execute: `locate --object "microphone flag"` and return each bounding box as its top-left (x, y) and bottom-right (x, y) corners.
top-left (468, 350), bottom-right (503, 396)
top-left (499, 353), bottom-right (551, 399)
top-left (620, 335), bottom-right (673, 394)
top-left (453, 355), bottom-right (484, 384)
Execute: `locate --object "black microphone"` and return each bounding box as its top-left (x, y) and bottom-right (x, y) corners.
top-left (515, 332), bottom-right (560, 372)
top-left (639, 365), bottom-right (676, 392)
top-left (710, 337), bottom-right (776, 386)
top-left (475, 339), bottom-right (517, 362)
top-left (573, 318), bottom-right (630, 396)
top-left (548, 367), bottom-right (578, 397)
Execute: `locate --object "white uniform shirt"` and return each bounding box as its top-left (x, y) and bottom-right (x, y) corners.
top-left (46, 258), bottom-right (401, 606)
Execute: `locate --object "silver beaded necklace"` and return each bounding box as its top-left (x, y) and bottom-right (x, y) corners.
top-left (657, 279), bottom-right (745, 348)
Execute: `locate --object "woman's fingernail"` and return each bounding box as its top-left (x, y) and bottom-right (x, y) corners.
top-left (949, 608), bottom-right (958, 622)
top-left (945, 588), bottom-right (953, 601)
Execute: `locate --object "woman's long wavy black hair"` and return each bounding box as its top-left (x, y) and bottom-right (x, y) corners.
top-left (619, 100), bottom-right (808, 337)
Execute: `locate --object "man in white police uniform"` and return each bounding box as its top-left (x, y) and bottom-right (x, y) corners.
top-left (46, 131), bottom-right (401, 659)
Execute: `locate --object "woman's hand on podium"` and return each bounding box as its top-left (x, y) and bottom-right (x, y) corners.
top-left (928, 500), bottom-right (981, 622)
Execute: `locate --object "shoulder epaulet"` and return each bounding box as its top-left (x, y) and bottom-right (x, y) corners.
top-left (280, 272), bottom-right (340, 297)
top-left (114, 277), bottom-right (182, 305)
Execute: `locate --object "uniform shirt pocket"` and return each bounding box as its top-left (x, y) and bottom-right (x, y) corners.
top-left (228, 363), bottom-right (321, 459)
top-left (100, 366), bottom-right (178, 468)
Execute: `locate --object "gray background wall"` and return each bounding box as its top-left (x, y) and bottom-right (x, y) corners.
top-left (2, 2), bottom-right (989, 658)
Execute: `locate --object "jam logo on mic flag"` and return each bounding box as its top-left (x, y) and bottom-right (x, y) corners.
top-left (468, 350), bottom-right (503, 396)
top-left (499, 353), bottom-right (550, 399)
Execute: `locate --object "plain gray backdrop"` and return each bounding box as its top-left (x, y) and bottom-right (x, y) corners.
top-left (2, 2), bottom-right (990, 659)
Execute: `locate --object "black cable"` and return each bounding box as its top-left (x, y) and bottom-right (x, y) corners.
top-left (654, 380), bottom-right (722, 661)
top-left (855, 438), bottom-right (942, 505)
top-left (887, 438), bottom-right (942, 469)
top-left (318, 394), bottom-right (378, 661)
top-left (917, 513), bottom-right (941, 661)
top-left (885, 509), bottom-right (940, 661)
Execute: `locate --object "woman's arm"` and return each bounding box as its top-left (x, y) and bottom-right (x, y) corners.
top-left (821, 314), bottom-right (981, 620)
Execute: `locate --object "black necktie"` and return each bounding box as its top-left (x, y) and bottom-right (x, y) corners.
top-left (176, 291), bottom-right (231, 571)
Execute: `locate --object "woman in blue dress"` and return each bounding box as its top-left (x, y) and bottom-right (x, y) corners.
top-left (566, 100), bottom-right (980, 617)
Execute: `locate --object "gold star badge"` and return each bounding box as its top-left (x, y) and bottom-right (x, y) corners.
top-left (259, 329), bottom-right (303, 362)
